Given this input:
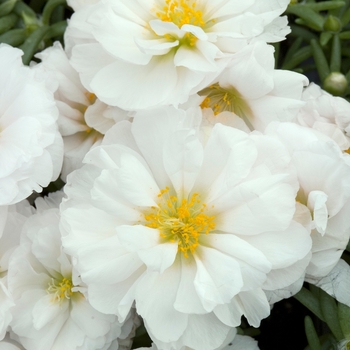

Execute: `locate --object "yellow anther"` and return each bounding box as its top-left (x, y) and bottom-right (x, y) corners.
top-left (144, 188), bottom-right (215, 258)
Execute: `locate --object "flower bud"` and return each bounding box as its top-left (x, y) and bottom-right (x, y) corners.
top-left (324, 15), bottom-right (342, 32)
top-left (323, 72), bottom-right (348, 96)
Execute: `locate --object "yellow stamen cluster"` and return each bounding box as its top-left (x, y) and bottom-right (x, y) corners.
top-left (200, 84), bottom-right (234, 115)
top-left (47, 277), bottom-right (74, 304)
top-left (144, 187), bottom-right (215, 258)
top-left (156, 0), bottom-right (205, 28)
top-left (156, 0), bottom-right (206, 46)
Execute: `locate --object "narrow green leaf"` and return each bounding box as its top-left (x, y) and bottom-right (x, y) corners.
top-left (0, 27), bottom-right (26, 45)
top-left (282, 45), bottom-right (313, 70)
top-left (290, 24), bottom-right (318, 42)
top-left (294, 288), bottom-right (325, 322)
top-left (287, 5), bottom-right (325, 31)
top-left (283, 37), bottom-right (303, 65)
top-left (305, 1), bottom-right (345, 12)
top-left (330, 34), bottom-right (342, 72)
top-left (0, 0), bottom-right (17, 17)
top-left (304, 316), bottom-right (321, 350)
top-left (320, 289), bottom-right (344, 341)
top-left (41, 0), bottom-right (66, 25)
top-left (338, 302), bottom-right (350, 339)
top-left (341, 7), bottom-right (350, 26)
top-left (311, 39), bottom-right (330, 81)
top-left (44, 20), bottom-right (67, 39)
top-left (13, 1), bottom-right (36, 19)
top-left (19, 25), bottom-right (49, 65)
top-left (320, 32), bottom-right (332, 46)
top-left (0, 13), bottom-right (17, 34)
top-left (340, 31), bottom-right (350, 39)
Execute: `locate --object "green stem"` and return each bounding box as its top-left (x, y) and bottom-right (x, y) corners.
top-left (42, 0), bottom-right (66, 25)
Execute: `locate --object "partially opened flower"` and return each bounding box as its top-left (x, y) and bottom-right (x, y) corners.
top-left (199, 41), bottom-right (307, 131)
top-left (0, 44), bottom-right (63, 205)
top-left (7, 194), bottom-right (136, 350)
top-left (61, 107), bottom-right (311, 350)
top-left (66, 0), bottom-right (291, 110)
top-left (36, 42), bottom-right (131, 181)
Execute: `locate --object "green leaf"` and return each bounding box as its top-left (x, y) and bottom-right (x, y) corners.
top-left (19, 25), bottom-right (49, 65)
top-left (330, 34), bottom-right (342, 72)
top-left (304, 316), bottom-right (321, 350)
top-left (0, 13), bottom-right (17, 34)
top-left (305, 1), bottom-right (345, 12)
top-left (282, 45), bottom-right (313, 70)
top-left (340, 31), bottom-right (350, 39)
top-left (0, 0), bottom-right (17, 18)
top-left (294, 288), bottom-right (325, 322)
top-left (311, 39), bottom-right (330, 81)
top-left (0, 27), bottom-right (26, 45)
top-left (290, 24), bottom-right (319, 42)
top-left (338, 302), bottom-right (350, 339)
top-left (320, 32), bottom-right (332, 46)
top-left (319, 289), bottom-right (344, 341)
top-left (287, 5), bottom-right (325, 31)
top-left (42, 0), bottom-right (66, 25)
top-left (44, 20), bottom-right (67, 39)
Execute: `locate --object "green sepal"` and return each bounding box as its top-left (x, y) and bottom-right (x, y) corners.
top-left (0, 27), bottom-right (26, 45)
top-left (0, 0), bottom-right (17, 18)
top-left (319, 289), bottom-right (344, 341)
top-left (304, 316), bottom-right (321, 350)
top-left (311, 39), bottom-right (330, 81)
top-left (0, 13), bottom-right (17, 34)
top-left (19, 25), bottom-right (49, 65)
top-left (287, 5), bottom-right (325, 31)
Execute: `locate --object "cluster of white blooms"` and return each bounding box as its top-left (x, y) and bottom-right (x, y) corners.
top-left (1, 0), bottom-right (350, 349)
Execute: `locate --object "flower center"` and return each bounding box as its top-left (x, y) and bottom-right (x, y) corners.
top-left (144, 187), bottom-right (215, 258)
top-left (156, 0), bottom-right (205, 28)
top-left (47, 277), bottom-right (74, 304)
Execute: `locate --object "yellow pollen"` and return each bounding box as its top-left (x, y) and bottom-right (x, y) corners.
top-left (345, 148), bottom-right (350, 154)
top-left (156, 0), bottom-right (205, 28)
top-left (47, 277), bottom-right (74, 304)
top-left (85, 92), bottom-right (96, 104)
top-left (145, 188), bottom-right (215, 258)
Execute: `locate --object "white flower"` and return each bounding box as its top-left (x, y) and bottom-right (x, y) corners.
top-left (61, 107), bottom-right (311, 350)
top-left (297, 83), bottom-right (350, 152)
top-left (36, 42), bottom-right (131, 181)
top-left (0, 44), bottom-right (63, 205)
top-left (265, 122), bottom-right (350, 279)
top-left (199, 41), bottom-right (307, 131)
top-left (66, 0), bottom-right (291, 109)
top-left (7, 196), bottom-right (136, 350)
top-left (0, 199), bottom-right (34, 341)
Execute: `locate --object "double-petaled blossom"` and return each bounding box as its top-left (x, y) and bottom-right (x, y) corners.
top-left (61, 107), bottom-right (311, 350)
top-left (265, 122), bottom-right (350, 280)
top-left (0, 45), bottom-right (63, 205)
top-left (66, 0), bottom-right (291, 110)
top-left (36, 42), bottom-right (131, 181)
top-left (7, 193), bottom-right (138, 350)
top-left (297, 83), bottom-right (350, 153)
